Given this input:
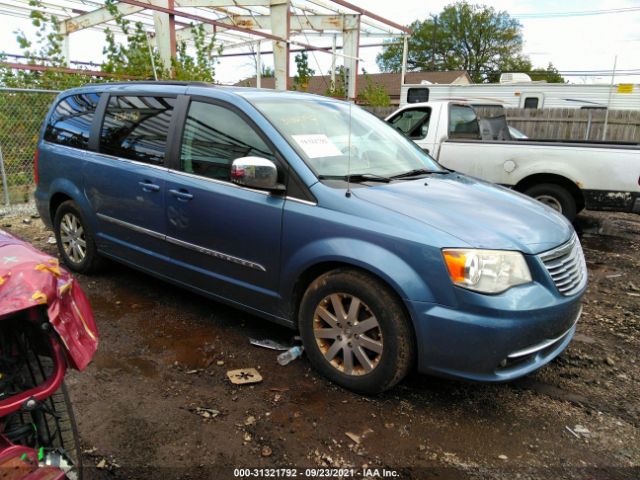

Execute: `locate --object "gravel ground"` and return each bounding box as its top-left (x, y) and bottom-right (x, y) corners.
top-left (3, 210), bottom-right (639, 480)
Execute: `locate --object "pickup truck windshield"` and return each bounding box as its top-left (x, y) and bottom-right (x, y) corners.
top-left (252, 98), bottom-right (442, 178)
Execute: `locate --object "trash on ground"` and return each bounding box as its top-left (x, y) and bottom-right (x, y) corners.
top-left (227, 368), bottom-right (263, 385)
top-left (96, 459), bottom-right (107, 469)
top-left (277, 346), bottom-right (304, 366)
top-left (249, 338), bottom-right (290, 351)
top-left (47, 236), bottom-right (56, 244)
top-left (573, 425), bottom-right (591, 437)
top-left (565, 426), bottom-right (580, 438)
top-left (22, 218), bottom-right (31, 225)
top-left (244, 415), bottom-right (256, 426)
top-left (192, 407), bottom-right (221, 419)
top-left (261, 446), bottom-right (273, 457)
top-left (345, 428), bottom-right (373, 445)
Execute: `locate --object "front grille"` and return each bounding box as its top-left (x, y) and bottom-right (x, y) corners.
top-left (538, 234), bottom-right (587, 296)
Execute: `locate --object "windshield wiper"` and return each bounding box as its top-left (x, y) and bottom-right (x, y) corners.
top-left (318, 173), bottom-right (391, 183)
top-left (389, 168), bottom-right (449, 179)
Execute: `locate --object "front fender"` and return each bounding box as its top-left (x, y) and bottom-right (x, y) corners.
top-left (280, 237), bottom-right (436, 308)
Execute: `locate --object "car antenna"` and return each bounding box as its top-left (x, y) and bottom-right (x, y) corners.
top-left (346, 99), bottom-right (352, 198)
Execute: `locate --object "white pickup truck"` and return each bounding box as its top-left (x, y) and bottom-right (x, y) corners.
top-left (385, 100), bottom-right (640, 221)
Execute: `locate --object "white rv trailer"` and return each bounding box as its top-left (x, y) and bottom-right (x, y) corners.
top-left (400, 79), bottom-right (640, 110)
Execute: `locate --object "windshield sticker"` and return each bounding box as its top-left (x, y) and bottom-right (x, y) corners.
top-left (292, 134), bottom-right (343, 158)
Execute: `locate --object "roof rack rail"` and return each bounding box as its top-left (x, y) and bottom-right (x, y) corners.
top-left (81, 80), bottom-right (214, 87)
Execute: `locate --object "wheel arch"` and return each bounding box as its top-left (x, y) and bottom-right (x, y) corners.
top-left (49, 192), bottom-right (72, 223)
top-left (47, 179), bottom-right (96, 231)
top-left (514, 173), bottom-right (585, 212)
top-left (287, 258), bottom-right (420, 334)
top-left (289, 260), bottom-right (418, 365)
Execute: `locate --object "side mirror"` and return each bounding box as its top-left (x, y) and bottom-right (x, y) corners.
top-left (230, 157), bottom-right (283, 191)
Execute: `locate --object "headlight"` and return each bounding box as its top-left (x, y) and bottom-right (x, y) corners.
top-left (442, 249), bottom-right (532, 294)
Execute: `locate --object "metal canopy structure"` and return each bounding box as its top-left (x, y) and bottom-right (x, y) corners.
top-left (0, 0), bottom-right (410, 99)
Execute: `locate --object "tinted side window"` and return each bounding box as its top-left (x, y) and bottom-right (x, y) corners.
top-left (100, 96), bottom-right (175, 165)
top-left (388, 108), bottom-right (431, 139)
top-left (44, 93), bottom-right (101, 149)
top-left (449, 105), bottom-right (480, 138)
top-left (407, 88), bottom-right (429, 103)
top-left (523, 97), bottom-right (539, 109)
top-left (180, 101), bottom-right (275, 181)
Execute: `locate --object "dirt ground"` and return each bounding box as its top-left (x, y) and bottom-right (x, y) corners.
top-left (3, 209), bottom-right (639, 480)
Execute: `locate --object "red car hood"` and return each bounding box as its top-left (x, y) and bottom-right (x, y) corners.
top-left (0, 230), bottom-right (98, 370)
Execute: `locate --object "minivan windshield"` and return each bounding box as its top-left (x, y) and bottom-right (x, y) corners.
top-left (252, 97), bottom-right (442, 179)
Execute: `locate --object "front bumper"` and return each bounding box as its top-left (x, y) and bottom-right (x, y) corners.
top-left (406, 284), bottom-right (584, 382)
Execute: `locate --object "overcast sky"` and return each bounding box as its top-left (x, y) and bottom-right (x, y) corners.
top-left (1, 0), bottom-right (639, 84)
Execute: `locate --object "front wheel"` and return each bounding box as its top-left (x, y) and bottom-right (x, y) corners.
top-left (524, 183), bottom-right (577, 222)
top-left (299, 269), bottom-right (415, 394)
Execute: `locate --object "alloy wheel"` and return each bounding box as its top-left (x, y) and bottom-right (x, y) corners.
top-left (60, 213), bottom-right (87, 264)
top-left (312, 293), bottom-right (383, 376)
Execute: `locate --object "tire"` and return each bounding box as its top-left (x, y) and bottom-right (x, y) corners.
top-left (53, 200), bottom-right (102, 273)
top-left (39, 383), bottom-right (84, 479)
top-left (524, 183), bottom-right (577, 222)
top-left (299, 269), bottom-right (415, 395)
top-left (4, 352), bottom-right (83, 479)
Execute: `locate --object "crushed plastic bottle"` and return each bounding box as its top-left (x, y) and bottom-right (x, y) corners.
top-left (277, 345), bottom-right (304, 366)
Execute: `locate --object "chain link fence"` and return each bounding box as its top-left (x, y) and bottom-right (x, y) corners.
top-left (0, 88), bottom-right (60, 213)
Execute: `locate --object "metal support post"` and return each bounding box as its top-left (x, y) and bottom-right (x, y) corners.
top-left (270, 0), bottom-right (290, 91)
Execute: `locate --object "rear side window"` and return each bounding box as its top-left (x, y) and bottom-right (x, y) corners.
top-left (179, 101), bottom-right (275, 181)
top-left (100, 96), bottom-right (175, 165)
top-left (407, 88), bottom-right (429, 103)
top-left (44, 93), bottom-right (101, 149)
top-left (449, 105), bottom-right (480, 139)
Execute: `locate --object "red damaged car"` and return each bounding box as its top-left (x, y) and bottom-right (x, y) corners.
top-left (0, 229), bottom-right (98, 479)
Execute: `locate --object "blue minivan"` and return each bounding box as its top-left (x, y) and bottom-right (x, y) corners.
top-left (35, 82), bottom-right (587, 394)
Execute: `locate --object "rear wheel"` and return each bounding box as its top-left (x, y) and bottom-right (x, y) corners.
top-left (524, 183), bottom-right (577, 222)
top-left (53, 200), bottom-right (102, 273)
top-left (299, 269), bottom-right (414, 394)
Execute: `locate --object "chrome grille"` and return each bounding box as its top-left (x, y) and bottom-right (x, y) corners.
top-left (538, 235), bottom-right (587, 296)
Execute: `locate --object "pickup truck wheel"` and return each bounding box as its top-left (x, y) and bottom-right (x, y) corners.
top-left (299, 269), bottom-right (414, 395)
top-left (524, 183), bottom-right (577, 222)
top-left (54, 200), bottom-right (102, 273)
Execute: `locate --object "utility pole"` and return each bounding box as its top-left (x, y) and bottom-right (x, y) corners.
top-left (431, 15), bottom-right (437, 71)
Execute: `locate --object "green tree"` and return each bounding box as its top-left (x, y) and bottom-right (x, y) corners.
top-left (261, 65), bottom-right (275, 78)
top-left (529, 63), bottom-right (566, 83)
top-left (102, 0), bottom-right (165, 79)
top-left (293, 51), bottom-right (315, 91)
top-left (377, 1), bottom-right (526, 83)
top-left (172, 24), bottom-right (221, 82)
top-left (358, 70), bottom-right (390, 107)
top-left (0, 0), bottom-right (93, 89)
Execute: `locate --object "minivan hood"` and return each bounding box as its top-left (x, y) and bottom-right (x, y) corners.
top-left (352, 173), bottom-right (572, 254)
